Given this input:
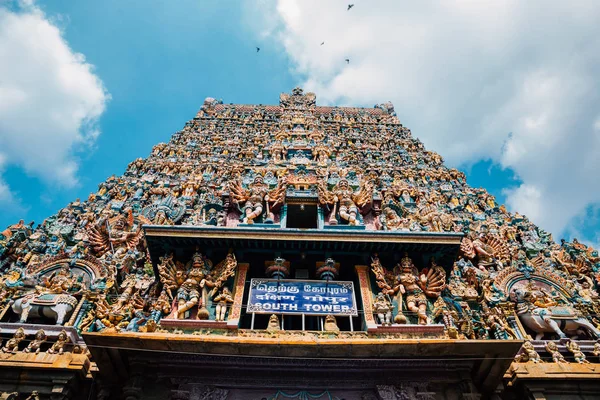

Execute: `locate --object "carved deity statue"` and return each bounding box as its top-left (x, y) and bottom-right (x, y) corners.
top-left (229, 175), bottom-right (287, 224)
top-left (213, 287), bottom-right (234, 322)
top-left (460, 232), bottom-right (509, 271)
top-left (158, 251), bottom-right (238, 320)
top-left (566, 340), bottom-right (589, 364)
top-left (36, 263), bottom-right (77, 294)
top-left (516, 341), bottom-right (541, 363)
top-left (545, 341), bottom-right (567, 363)
top-left (176, 254), bottom-right (212, 319)
top-left (312, 143), bottom-right (332, 165)
top-left (1, 327), bottom-right (26, 353)
top-left (86, 209), bottom-right (149, 258)
top-left (371, 254), bottom-right (446, 325)
top-left (269, 141), bottom-right (287, 164)
top-left (47, 329), bottom-right (70, 354)
top-left (318, 178), bottom-right (373, 226)
top-left (378, 202), bottom-right (410, 232)
top-left (373, 292), bottom-right (393, 326)
top-left (24, 329), bottom-right (47, 354)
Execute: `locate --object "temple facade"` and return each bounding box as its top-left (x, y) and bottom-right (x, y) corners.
top-left (0, 88), bottom-right (599, 399)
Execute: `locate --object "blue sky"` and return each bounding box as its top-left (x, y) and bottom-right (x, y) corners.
top-left (1, 0), bottom-right (599, 248)
top-left (1, 0), bottom-right (295, 224)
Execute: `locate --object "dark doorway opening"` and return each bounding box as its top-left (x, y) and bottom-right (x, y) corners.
top-left (286, 204), bottom-right (318, 229)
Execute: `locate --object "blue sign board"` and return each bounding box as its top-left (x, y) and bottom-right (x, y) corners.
top-left (247, 279), bottom-right (358, 316)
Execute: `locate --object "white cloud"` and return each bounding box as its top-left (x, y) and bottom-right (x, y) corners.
top-left (255, 0), bottom-right (600, 240)
top-left (0, 1), bottom-right (109, 201)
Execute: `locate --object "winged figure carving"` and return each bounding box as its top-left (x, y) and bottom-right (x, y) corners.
top-left (460, 232), bottom-right (510, 271)
top-left (371, 254), bottom-right (446, 325)
top-left (87, 209), bottom-right (149, 257)
top-left (157, 251), bottom-right (238, 320)
top-left (156, 253), bottom-right (186, 299)
top-left (318, 177), bottom-right (373, 226)
top-left (207, 252), bottom-right (238, 297)
top-left (229, 174), bottom-right (287, 224)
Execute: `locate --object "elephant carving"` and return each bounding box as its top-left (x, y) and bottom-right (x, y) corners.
top-left (11, 292), bottom-right (78, 325)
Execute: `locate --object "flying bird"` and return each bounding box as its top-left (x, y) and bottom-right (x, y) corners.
top-left (345, 58), bottom-right (350, 64)
top-left (256, 47), bottom-right (260, 53)
top-left (321, 42), bottom-right (325, 46)
top-left (347, 4), bottom-right (354, 10)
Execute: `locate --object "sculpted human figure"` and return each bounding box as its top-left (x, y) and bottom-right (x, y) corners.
top-left (373, 292), bottom-right (393, 326)
top-left (37, 263), bottom-right (76, 294)
top-left (24, 329), bottom-right (47, 354)
top-left (460, 231), bottom-right (508, 271)
top-left (416, 198), bottom-right (446, 232)
top-left (230, 175), bottom-right (287, 224)
top-left (545, 341), bottom-right (567, 363)
top-left (396, 256), bottom-right (428, 325)
top-left (371, 254), bottom-right (446, 325)
top-left (575, 277), bottom-right (598, 304)
top-left (0, 267), bottom-right (24, 302)
top-left (378, 206), bottom-right (410, 232)
top-left (86, 208), bottom-right (147, 257)
top-left (176, 257), bottom-right (209, 319)
top-left (516, 341), bottom-right (541, 363)
top-left (312, 143), bottom-right (332, 165)
top-left (566, 340), bottom-right (589, 364)
top-left (213, 287), bottom-right (234, 322)
top-left (1, 327), bottom-right (26, 353)
top-left (159, 251), bottom-right (237, 321)
top-left (47, 330), bottom-right (69, 355)
top-left (269, 141), bottom-right (287, 163)
top-left (318, 178), bottom-right (373, 226)
top-left (593, 341), bottom-right (600, 358)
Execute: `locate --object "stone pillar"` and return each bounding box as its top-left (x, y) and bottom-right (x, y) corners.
top-left (121, 363), bottom-right (144, 400)
top-left (227, 263), bottom-right (249, 328)
top-left (355, 265), bottom-right (377, 330)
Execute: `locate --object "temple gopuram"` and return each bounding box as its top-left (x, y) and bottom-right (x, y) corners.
top-left (1, 88), bottom-right (600, 400)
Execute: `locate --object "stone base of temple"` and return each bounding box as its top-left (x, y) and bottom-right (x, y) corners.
top-left (77, 331), bottom-right (522, 399)
top-left (0, 352), bottom-right (94, 399)
top-left (503, 361), bottom-right (600, 399)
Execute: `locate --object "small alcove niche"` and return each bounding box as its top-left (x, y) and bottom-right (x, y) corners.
top-left (285, 203), bottom-right (318, 229)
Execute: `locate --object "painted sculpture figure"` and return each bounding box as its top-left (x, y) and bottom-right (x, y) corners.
top-left (373, 292), bottom-right (393, 326)
top-left (318, 178), bottom-right (373, 226)
top-left (10, 263), bottom-right (80, 325)
top-left (213, 287), bottom-right (234, 322)
top-left (230, 175), bottom-right (287, 224)
top-left (514, 284), bottom-right (600, 339)
top-left (371, 254), bottom-right (446, 325)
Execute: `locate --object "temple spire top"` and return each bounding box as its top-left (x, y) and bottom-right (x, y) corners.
top-left (280, 87), bottom-right (316, 109)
